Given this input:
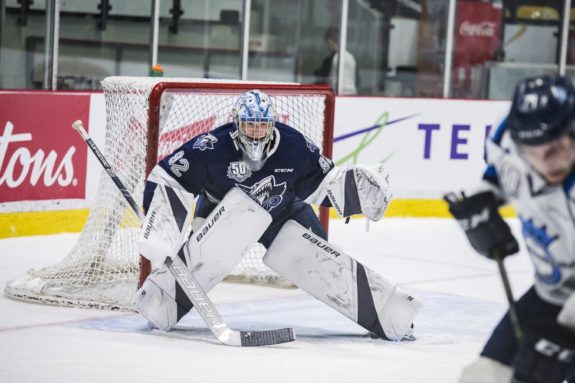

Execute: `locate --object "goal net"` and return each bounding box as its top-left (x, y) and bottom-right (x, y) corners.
top-left (4, 77), bottom-right (335, 310)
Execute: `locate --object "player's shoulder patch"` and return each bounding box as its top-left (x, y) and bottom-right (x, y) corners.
top-left (192, 133), bottom-right (218, 151)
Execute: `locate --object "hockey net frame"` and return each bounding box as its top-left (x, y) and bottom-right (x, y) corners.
top-left (142, 81), bottom-right (335, 288)
top-left (4, 77), bottom-right (335, 310)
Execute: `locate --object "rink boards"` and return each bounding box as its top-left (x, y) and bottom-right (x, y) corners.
top-left (0, 92), bottom-right (514, 237)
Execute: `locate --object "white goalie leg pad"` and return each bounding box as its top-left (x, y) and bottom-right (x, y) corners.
top-left (183, 189), bottom-right (272, 291)
top-left (263, 220), bottom-right (421, 340)
top-left (311, 163), bottom-right (392, 221)
top-left (458, 357), bottom-right (513, 383)
top-left (133, 188), bottom-right (272, 330)
top-left (133, 267), bottom-right (180, 331)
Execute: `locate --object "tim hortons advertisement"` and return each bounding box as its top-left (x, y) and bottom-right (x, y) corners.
top-left (0, 92), bottom-right (90, 203)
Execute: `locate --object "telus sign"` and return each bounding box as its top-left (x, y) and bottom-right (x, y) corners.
top-left (418, 123), bottom-right (493, 160)
top-left (0, 93), bottom-right (90, 202)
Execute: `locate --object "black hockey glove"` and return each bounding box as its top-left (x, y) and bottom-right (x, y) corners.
top-left (443, 191), bottom-right (519, 259)
top-left (512, 319), bottom-right (575, 383)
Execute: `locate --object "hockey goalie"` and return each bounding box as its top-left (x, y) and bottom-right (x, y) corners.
top-left (134, 89), bottom-right (421, 341)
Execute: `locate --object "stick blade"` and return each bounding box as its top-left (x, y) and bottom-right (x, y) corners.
top-left (240, 328), bottom-right (295, 346)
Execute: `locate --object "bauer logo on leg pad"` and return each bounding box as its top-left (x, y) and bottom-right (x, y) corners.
top-left (195, 206), bottom-right (225, 242)
top-left (302, 233), bottom-right (340, 257)
top-left (143, 210), bottom-right (157, 239)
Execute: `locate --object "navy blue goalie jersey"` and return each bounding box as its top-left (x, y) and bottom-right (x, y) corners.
top-left (145, 122), bottom-right (334, 219)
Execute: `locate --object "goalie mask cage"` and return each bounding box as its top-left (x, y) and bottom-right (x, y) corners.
top-left (4, 77), bottom-right (335, 310)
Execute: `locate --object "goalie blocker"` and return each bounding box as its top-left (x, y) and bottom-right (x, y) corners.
top-left (264, 220), bottom-right (421, 341)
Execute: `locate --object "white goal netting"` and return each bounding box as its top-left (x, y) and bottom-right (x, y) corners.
top-left (4, 77), bottom-right (334, 310)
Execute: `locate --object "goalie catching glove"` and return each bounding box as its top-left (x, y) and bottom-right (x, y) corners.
top-left (309, 163), bottom-right (392, 221)
top-left (444, 191), bottom-right (519, 259)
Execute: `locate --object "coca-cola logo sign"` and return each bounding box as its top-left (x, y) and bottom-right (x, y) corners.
top-left (459, 20), bottom-right (496, 37)
top-left (0, 93), bottom-right (89, 203)
top-left (454, 2), bottom-right (502, 67)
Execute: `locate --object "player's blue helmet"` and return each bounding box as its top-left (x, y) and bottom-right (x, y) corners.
top-left (232, 90), bottom-right (276, 161)
top-left (507, 74), bottom-right (575, 145)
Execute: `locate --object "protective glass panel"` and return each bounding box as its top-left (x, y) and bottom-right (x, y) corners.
top-left (56, 2), bottom-right (152, 90)
top-left (157, 0), bottom-right (243, 79)
top-left (1, 1), bottom-right (47, 89)
top-left (351, 0), bottom-right (450, 97)
top-left (247, 1), bottom-right (345, 92)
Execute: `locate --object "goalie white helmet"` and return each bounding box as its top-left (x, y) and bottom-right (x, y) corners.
top-left (232, 90), bottom-right (276, 161)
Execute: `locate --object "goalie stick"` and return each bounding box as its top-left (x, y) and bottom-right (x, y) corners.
top-left (72, 119), bottom-right (295, 346)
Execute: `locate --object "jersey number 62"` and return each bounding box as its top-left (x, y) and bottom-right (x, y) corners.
top-left (168, 150), bottom-right (190, 177)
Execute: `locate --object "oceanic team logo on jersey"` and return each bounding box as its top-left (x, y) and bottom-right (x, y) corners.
top-left (305, 136), bottom-right (319, 153)
top-left (319, 155), bottom-right (332, 174)
top-left (238, 175), bottom-right (287, 210)
top-left (192, 133), bottom-right (218, 151)
top-left (227, 161), bottom-right (252, 182)
top-left (520, 216), bottom-right (561, 284)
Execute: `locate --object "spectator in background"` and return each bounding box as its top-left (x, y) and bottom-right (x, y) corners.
top-left (313, 27), bottom-right (358, 95)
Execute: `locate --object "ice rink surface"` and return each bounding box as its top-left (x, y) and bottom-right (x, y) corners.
top-left (0, 218), bottom-right (534, 383)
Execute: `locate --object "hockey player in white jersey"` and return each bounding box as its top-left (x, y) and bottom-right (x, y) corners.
top-left (133, 89), bottom-right (421, 341)
top-left (445, 75), bottom-right (575, 383)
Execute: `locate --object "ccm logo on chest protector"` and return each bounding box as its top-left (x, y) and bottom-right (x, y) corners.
top-left (195, 206), bottom-right (225, 242)
top-left (302, 232), bottom-right (340, 257)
